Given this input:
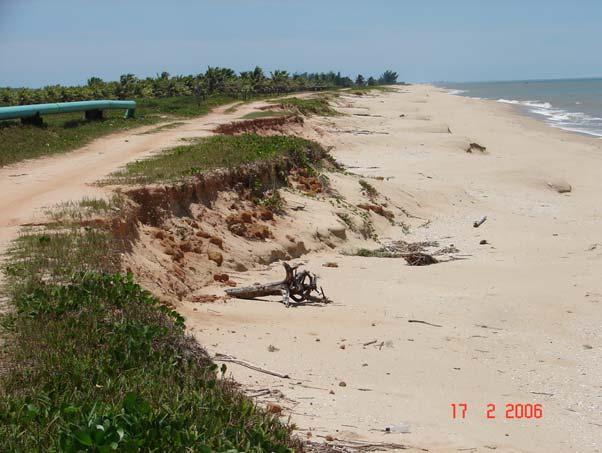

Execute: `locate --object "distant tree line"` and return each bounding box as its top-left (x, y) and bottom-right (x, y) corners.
top-left (0, 67), bottom-right (400, 106)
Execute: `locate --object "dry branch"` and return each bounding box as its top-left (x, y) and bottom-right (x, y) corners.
top-left (213, 353), bottom-right (290, 379)
top-left (225, 263), bottom-right (330, 307)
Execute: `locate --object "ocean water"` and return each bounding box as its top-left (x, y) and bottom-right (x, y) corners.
top-left (438, 78), bottom-right (602, 138)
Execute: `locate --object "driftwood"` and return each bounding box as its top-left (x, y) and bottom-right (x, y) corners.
top-left (225, 263), bottom-right (330, 307)
top-left (408, 319), bottom-right (443, 328)
top-left (467, 142), bottom-right (487, 153)
top-left (213, 353), bottom-right (290, 379)
top-left (473, 216), bottom-right (487, 228)
top-left (401, 252), bottom-right (438, 266)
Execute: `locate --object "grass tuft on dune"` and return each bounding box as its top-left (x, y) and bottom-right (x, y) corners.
top-left (106, 133), bottom-right (325, 185)
top-left (270, 96), bottom-right (339, 116)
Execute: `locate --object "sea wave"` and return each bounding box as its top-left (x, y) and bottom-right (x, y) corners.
top-left (496, 98), bottom-right (602, 138)
top-left (445, 89), bottom-right (467, 95)
top-left (498, 99), bottom-right (552, 109)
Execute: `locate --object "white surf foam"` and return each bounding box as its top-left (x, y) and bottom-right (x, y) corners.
top-left (445, 89), bottom-right (467, 95)
top-left (497, 98), bottom-right (602, 138)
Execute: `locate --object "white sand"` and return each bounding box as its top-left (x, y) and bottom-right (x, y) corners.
top-left (182, 86), bottom-right (602, 452)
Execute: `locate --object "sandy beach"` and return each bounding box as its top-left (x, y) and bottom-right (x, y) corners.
top-left (177, 86), bottom-right (602, 452)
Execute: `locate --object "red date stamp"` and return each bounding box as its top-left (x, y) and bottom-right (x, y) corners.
top-left (451, 403), bottom-right (543, 420)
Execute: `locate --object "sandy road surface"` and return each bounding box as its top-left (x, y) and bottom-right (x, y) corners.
top-left (0, 102), bottom-right (264, 254)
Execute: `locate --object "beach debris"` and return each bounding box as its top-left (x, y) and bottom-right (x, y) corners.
top-left (402, 252), bottom-right (438, 266)
top-left (473, 216), bottom-right (487, 228)
top-left (323, 261), bottom-right (339, 268)
top-left (213, 353), bottom-right (290, 379)
top-left (350, 240), bottom-right (439, 258)
top-left (467, 142), bottom-right (487, 153)
top-left (385, 423), bottom-right (411, 434)
top-left (225, 262), bottom-right (330, 307)
top-left (480, 239), bottom-right (488, 245)
top-left (530, 391), bottom-right (554, 397)
top-left (476, 323), bottom-right (504, 331)
top-left (190, 294), bottom-right (220, 303)
top-left (339, 381), bottom-right (347, 387)
top-left (310, 438), bottom-right (414, 451)
top-left (363, 340), bottom-right (378, 346)
top-left (547, 179), bottom-right (572, 193)
top-left (408, 319), bottom-right (443, 328)
top-left (267, 344), bottom-right (279, 352)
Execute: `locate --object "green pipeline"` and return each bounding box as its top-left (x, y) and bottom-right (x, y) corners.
top-left (0, 100), bottom-right (136, 121)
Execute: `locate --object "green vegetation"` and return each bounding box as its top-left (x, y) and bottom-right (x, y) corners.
top-left (347, 247), bottom-right (402, 258)
top-left (242, 110), bottom-right (293, 119)
top-left (258, 190), bottom-right (286, 213)
top-left (359, 179), bottom-right (378, 198)
top-left (0, 95), bottom-right (235, 167)
top-left (136, 94), bottom-right (233, 117)
top-left (348, 85), bottom-right (397, 96)
top-left (46, 195), bottom-right (125, 224)
top-left (107, 134), bottom-right (325, 185)
top-left (0, 67), bottom-right (400, 167)
top-left (270, 97), bottom-right (339, 116)
top-left (1, 67), bottom-right (400, 106)
top-left (138, 121), bottom-right (186, 135)
top-left (0, 198), bottom-right (299, 451)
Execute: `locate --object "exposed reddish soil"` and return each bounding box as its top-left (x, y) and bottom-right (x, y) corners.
top-left (214, 115), bottom-right (303, 135)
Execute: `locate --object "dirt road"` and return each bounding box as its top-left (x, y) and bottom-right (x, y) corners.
top-left (0, 102), bottom-right (262, 254)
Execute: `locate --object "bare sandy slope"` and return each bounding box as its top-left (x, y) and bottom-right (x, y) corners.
top-left (0, 101), bottom-right (267, 254)
top-left (183, 87), bottom-right (602, 452)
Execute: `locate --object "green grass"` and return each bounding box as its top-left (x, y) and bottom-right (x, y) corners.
top-left (241, 110), bottom-right (293, 119)
top-left (0, 201), bottom-right (299, 451)
top-left (106, 134), bottom-right (325, 185)
top-left (138, 121), bottom-right (186, 135)
top-left (347, 85), bottom-right (397, 95)
top-left (270, 96), bottom-right (339, 116)
top-left (46, 195), bottom-right (125, 224)
top-left (136, 94), bottom-right (234, 117)
top-left (359, 179), bottom-right (378, 198)
top-left (347, 247), bottom-right (402, 258)
top-left (0, 95), bottom-right (236, 167)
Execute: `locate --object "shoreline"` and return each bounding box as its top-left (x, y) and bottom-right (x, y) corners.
top-left (184, 85), bottom-right (602, 452)
top-left (436, 83), bottom-right (602, 139)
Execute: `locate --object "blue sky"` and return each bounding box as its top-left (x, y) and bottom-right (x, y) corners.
top-left (1, 0), bottom-right (601, 87)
